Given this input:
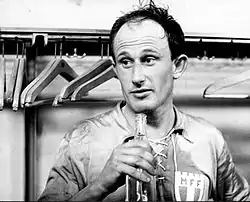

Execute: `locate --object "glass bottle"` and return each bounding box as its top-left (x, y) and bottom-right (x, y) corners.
top-left (125, 113), bottom-right (157, 202)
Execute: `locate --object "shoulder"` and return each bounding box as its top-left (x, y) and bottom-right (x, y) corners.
top-left (54, 107), bottom-right (118, 159)
top-left (64, 107), bottom-right (117, 144)
top-left (180, 110), bottom-right (226, 154)
top-left (185, 112), bottom-right (221, 135)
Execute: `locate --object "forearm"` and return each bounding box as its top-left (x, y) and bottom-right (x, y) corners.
top-left (68, 181), bottom-right (109, 202)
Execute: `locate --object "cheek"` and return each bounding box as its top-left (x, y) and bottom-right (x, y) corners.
top-left (117, 71), bottom-right (130, 92)
top-left (154, 69), bottom-right (174, 97)
top-left (156, 67), bottom-right (173, 86)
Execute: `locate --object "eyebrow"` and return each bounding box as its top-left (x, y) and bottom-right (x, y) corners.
top-left (117, 49), bottom-right (159, 57)
top-left (117, 51), bottom-right (130, 58)
top-left (141, 49), bottom-right (159, 54)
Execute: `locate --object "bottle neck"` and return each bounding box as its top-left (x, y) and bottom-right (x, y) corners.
top-left (135, 113), bottom-right (147, 140)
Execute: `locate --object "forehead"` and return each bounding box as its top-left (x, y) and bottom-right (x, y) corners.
top-left (113, 19), bottom-right (168, 49)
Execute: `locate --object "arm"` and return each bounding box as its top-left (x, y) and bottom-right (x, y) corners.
top-left (216, 141), bottom-right (250, 201)
top-left (38, 153), bottom-right (111, 202)
top-left (38, 119), bottom-right (109, 201)
top-left (38, 122), bottom-right (113, 202)
top-left (37, 136), bottom-right (88, 201)
top-left (38, 123), bottom-right (156, 201)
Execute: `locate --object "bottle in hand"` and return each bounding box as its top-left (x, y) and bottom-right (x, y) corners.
top-left (125, 113), bottom-right (157, 202)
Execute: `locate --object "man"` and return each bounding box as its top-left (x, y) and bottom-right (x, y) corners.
top-left (38, 1), bottom-right (250, 201)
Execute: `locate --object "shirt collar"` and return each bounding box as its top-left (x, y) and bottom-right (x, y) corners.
top-left (115, 101), bottom-right (194, 143)
top-left (173, 105), bottom-right (194, 143)
top-left (115, 100), bottom-right (133, 133)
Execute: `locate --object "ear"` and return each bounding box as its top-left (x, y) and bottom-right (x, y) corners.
top-left (172, 54), bottom-right (188, 79)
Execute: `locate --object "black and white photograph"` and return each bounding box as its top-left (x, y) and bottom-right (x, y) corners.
top-left (0, 0), bottom-right (250, 201)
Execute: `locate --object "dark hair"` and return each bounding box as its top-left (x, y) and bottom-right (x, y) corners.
top-left (109, 1), bottom-right (185, 61)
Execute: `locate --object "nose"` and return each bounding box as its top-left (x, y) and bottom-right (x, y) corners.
top-left (132, 64), bottom-right (145, 86)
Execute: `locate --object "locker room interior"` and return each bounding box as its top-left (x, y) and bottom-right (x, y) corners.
top-left (0, 0), bottom-right (250, 200)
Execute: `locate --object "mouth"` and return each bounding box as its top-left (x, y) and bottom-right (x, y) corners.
top-left (130, 88), bottom-right (152, 98)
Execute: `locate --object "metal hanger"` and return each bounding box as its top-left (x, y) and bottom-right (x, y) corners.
top-left (52, 43), bottom-right (115, 106)
top-left (12, 42), bottom-right (26, 111)
top-left (66, 48), bottom-right (86, 59)
top-left (0, 40), bottom-right (5, 110)
top-left (203, 69), bottom-right (250, 99)
top-left (20, 42), bottom-right (78, 107)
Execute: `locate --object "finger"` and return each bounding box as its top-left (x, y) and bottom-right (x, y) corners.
top-left (119, 154), bottom-right (156, 175)
top-left (116, 163), bottom-right (151, 183)
top-left (120, 147), bottom-right (157, 168)
top-left (123, 139), bottom-right (153, 153)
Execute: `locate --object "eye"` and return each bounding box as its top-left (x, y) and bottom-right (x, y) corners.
top-left (119, 58), bottom-right (133, 68)
top-left (142, 56), bottom-right (156, 66)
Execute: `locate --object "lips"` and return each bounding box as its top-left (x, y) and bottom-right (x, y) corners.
top-left (130, 88), bottom-right (152, 97)
top-left (131, 89), bottom-right (151, 93)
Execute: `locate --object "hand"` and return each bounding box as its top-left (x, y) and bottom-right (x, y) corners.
top-left (95, 139), bottom-right (156, 194)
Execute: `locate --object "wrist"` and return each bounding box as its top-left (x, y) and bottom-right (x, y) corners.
top-left (94, 180), bottom-right (108, 192)
top-left (68, 180), bottom-right (109, 201)
top-left (87, 180), bottom-right (109, 200)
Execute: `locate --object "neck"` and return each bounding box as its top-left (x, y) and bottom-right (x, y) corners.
top-left (122, 102), bottom-right (175, 140)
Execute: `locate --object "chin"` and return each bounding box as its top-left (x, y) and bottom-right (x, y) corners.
top-left (130, 100), bottom-right (157, 113)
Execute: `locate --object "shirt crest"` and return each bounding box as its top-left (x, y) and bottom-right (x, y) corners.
top-left (174, 171), bottom-right (205, 201)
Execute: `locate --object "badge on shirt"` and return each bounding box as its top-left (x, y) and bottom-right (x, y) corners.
top-left (174, 171), bottom-right (205, 201)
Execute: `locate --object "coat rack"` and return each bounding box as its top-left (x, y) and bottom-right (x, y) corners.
top-left (1, 28), bottom-right (250, 110)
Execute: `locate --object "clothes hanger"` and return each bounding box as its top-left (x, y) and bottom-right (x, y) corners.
top-left (52, 42), bottom-right (116, 106)
top-left (22, 58), bottom-right (78, 107)
top-left (0, 41), bottom-right (5, 110)
top-left (21, 41), bottom-right (79, 107)
top-left (20, 42), bottom-right (60, 106)
top-left (70, 64), bottom-right (116, 101)
top-left (6, 41), bottom-right (20, 104)
top-left (203, 68), bottom-right (250, 99)
top-left (12, 43), bottom-right (26, 111)
top-left (52, 58), bottom-right (113, 106)
top-left (6, 58), bottom-right (19, 104)
top-left (20, 59), bottom-right (56, 107)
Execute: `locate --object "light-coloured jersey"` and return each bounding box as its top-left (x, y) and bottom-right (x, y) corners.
top-left (38, 101), bottom-right (250, 201)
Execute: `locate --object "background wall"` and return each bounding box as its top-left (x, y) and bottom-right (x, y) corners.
top-left (0, 0), bottom-right (250, 38)
top-left (0, 56), bottom-right (25, 200)
top-left (0, 0), bottom-right (250, 200)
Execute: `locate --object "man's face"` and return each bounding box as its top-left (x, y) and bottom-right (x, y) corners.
top-left (113, 19), bottom-right (176, 113)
